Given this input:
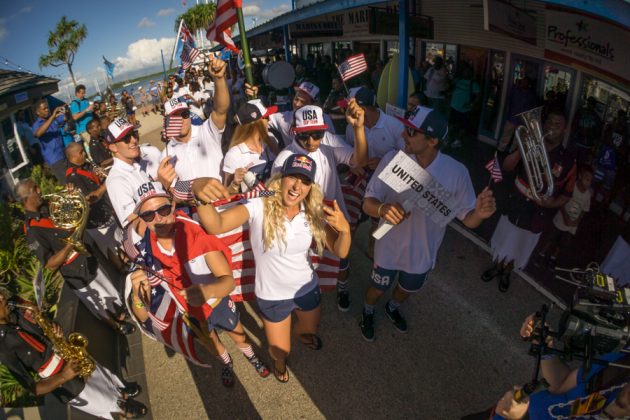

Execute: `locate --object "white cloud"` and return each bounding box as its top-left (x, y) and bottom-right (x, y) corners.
top-left (242, 5), bottom-right (261, 15)
top-left (138, 17), bottom-right (156, 28)
top-left (244, 3), bottom-right (290, 20)
top-left (115, 37), bottom-right (176, 75)
top-left (0, 26), bottom-right (7, 43)
top-left (157, 8), bottom-right (175, 17)
top-left (19, 6), bottom-right (33, 14)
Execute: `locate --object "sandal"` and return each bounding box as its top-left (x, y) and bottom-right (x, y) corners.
top-left (481, 265), bottom-right (502, 282)
top-left (221, 363), bottom-right (235, 388)
top-left (119, 382), bottom-right (142, 399)
top-left (299, 334), bottom-right (323, 351)
top-left (116, 322), bottom-right (137, 336)
top-left (272, 359), bottom-right (289, 383)
top-left (498, 271), bottom-right (511, 293)
top-left (119, 398), bottom-right (148, 418)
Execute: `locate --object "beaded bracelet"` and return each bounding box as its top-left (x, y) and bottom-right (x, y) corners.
top-left (377, 203), bottom-right (385, 217)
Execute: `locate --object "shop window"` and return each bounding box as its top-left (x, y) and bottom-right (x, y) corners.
top-left (422, 42), bottom-right (457, 76)
top-left (543, 66), bottom-right (572, 114)
top-left (0, 117), bottom-right (26, 170)
top-left (582, 77), bottom-right (629, 125)
top-left (480, 50), bottom-right (506, 136)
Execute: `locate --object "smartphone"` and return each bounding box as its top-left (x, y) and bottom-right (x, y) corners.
top-left (323, 199), bottom-right (334, 208)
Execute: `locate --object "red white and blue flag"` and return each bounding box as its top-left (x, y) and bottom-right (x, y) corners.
top-left (485, 153), bottom-right (503, 183)
top-left (206, 0), bottom-right (241, 53)
top-left (180, 21), bottom-right (196, 47)
top-left (337, 54), bottom-right (368, 82)
top-left (180, 43), bottom-right (200, 70)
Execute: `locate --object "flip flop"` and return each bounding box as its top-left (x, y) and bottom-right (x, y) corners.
top-left (273, 359), bottom-right (289, 383)
top-left (299, 333), bottom-right (323, 351)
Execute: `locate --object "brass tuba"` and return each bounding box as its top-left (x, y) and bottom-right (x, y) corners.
top-left (514, 106), bottom-right (555, 201)
top-left (44, 189), bottom-right (89, 254)
top-left (8, 302), bottom-right (95, 379)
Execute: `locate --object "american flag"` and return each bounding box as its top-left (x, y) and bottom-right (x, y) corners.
top-left (341, 171), bottom-right (368, 230)
top-left (210, 190), bottom-right (275, 207)
top-left (485, 153), bottom-right (503, 183)
top-left (337, 54), bottom-right (368, 82)
top-left (164, 114), bottom-right (183, 140)
top-left (206, 0), bottom-right (241, 53)
top-left (180, 43), bottom-right (200, 70)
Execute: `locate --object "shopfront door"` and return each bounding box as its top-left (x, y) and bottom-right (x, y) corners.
top-left (0, 114), bottom-right (30, 197)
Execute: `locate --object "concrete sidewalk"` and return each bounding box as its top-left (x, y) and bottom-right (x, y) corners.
top-left (138, 221), bottom-right (554, 419)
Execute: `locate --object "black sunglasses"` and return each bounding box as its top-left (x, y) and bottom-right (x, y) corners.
top-left (406, 126), bottom-right (420, 137)
top-left (138, 203), bottom-right (173, 222)
top-left (173, 109), bottom-right (190, 119)
top-left (116, 130), bottom-right (139, 144)
top-left (295, 130), bottom-right (325, 142)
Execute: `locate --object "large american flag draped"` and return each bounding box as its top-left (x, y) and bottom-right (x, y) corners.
top-left (337, 54), bottom-right (368, 82)
top-left (206, 0), bottom-right (241, 53)
top-left (341, 171), bottom-right (369, 230)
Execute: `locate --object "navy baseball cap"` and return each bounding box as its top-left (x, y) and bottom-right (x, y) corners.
top-left (348, 86), bottom-right (376, 106)
top-left (397, 107), bottom-right (449, 140)
top-left (235, 99), bottom-right (278, 125)
top-left (282, 154), bottom-right (317, 183)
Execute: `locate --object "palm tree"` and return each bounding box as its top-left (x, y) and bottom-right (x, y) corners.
top-left (38, 16), bottom-right (87, 88)
top-left (175, 3), bottom-right (216, 34)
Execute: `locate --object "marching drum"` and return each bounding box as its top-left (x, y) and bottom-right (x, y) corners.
top-left (262, 61), bottom-right (295, 90)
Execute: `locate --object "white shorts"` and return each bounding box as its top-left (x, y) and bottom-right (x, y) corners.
top-left (74, 267), bottom-right (122, 321)
top-left (490, 215), bottom-right (541, 270)
top-left (601, 236), bottom-right (630, 286)
top-left (69, 363), bottom-right (124, 420)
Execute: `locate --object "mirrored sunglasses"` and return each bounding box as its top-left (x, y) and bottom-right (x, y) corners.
top-left (295, 130), bottom-right (325, 142)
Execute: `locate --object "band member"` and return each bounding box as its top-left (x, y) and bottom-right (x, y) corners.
top-left (223, 99), bottom-right (280, 193)
top-left (245, 81), bottom-right (337, 148)
top-left (482, 111), bottom-right (576, 292)
top-left (192, 154), bottom-right (351, 383)
top-left (0, 288), bottom-right (147, 419)
top-left (86, 118), bottom-right (113, 169)
top-left (16, 178), bottom-right (133, 335)
top-left (105, 118), bottom-right (161, 228)
top-left (126, 182), bottom-right (269, 387)
top-left (272, 102), bottom-right (367, 312)
top-left (158, 56), bottom-right (230, 189)
top-left (65, 143), bottom-right (121, 264)
top-left (359, 109), bottom-right (495, 341)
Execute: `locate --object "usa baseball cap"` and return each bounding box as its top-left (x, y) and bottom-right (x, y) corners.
top-left (133, 182), bottom-right (171, 214)
top-left (282, 154), bottom-right (317, 183)
top-left (294, 82), bottom-right (319, 101)
top-left (348, 86), bottom-right (376, 106)
top-left (164, 97), bottom-right (189, 116)
top-left (397, 106), bottom-right (449, 140)
top-left (235, 99), bottom-right (278, 125)
top-left (104, 118), bottom-right (135, 144)
top-left (292, 105), bottom-right (329, 133)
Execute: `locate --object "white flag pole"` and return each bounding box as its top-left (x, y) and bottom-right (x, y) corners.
top-left (170, 19), bottom-right (185, 67)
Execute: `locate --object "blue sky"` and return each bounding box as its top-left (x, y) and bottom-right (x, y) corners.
top-left (0, 0), bottom-right (290, 93)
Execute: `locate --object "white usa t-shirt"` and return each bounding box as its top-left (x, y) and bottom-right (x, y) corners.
top-left (365, 150), bottom-right (476, 274)
top-left (161, 117), bottom-right (225, 182)
top-left (243, 198), bottom-right (318, 300)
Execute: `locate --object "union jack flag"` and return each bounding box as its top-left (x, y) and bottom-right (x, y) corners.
top-left (180, 21), bottom-right (196, 47)
top-left (485, 153), bottom-right (503, 183)
top-left (337, 54), bottom-right (368, 82)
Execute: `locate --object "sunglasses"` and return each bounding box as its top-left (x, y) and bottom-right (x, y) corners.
top-left (138, 203), bottom-right (173, 222)
top-left (295, 130), bottom-right (325, 142)
top-left (406, 126), bottom-right (421, 137)
top-left (174, 109), bottom-right (190, 119)
top-left (116, 130), bottom-right (139, 144)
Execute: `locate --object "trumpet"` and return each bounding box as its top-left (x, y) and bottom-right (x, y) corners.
top-left (8, 302), bottom-right (95, 379)
top-left (86, 156), bottom-right (111, 180)
top-left (514, 106), bottom-right (555, 201)
top-left (43, 189), bottom-right (89, 254)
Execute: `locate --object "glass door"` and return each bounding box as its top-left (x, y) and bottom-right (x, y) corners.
top-left (478, 50), bottom-right (506, 139)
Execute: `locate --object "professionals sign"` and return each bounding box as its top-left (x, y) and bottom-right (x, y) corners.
top-left (377, 151), bottom-right (460, 227)
top-left (544, 5), bottom-right (630, 86)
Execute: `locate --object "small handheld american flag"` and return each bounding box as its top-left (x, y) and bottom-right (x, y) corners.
top-left (180, 43), bottom-right (200, 70)
top-left (337, 54), bottom-right (368, 82)
top-left (200, 190), bottom-right (275, 207)
top-left (485, 153), bottom-right (503, 184)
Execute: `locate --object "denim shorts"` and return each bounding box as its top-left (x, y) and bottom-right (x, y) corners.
top-left (206, 297), bottom-right (240, 332)
top-left (256, 285), bottom-right (321, 323)
top-left (370, 265), bottom-right (429, 293)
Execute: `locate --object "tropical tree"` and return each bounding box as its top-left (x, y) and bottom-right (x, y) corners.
top-left (38, 16), bottom-right (87, 88)
top-left (175, 3), bottom-right (217, 34)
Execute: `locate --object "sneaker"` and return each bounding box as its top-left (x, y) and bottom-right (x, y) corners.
top-left (246, 354), bottom-right (270, 378)
top-left (337, 291), bottom-right (350, 312)
top-left (385, 303), bottom-right (408, 334)
top-left (359, 312), bottom-right (375, 342)
top-left (221, 363), bottom-right (235, 388)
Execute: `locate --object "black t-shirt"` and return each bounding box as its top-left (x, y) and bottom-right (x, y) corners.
top-left (88, 135), bottom-right (111, 166)
top-left (65, 163), bottom-right (114, 228)
top-left (505, 144), bottom-right (576, 233)
top-left (24, 207), bottom-right (98, 289)
top-left (0, 311), bottom-right (85, 402)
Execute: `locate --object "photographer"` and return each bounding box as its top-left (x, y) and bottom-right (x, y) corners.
top-left (484, 313), bottom-right (630, 419)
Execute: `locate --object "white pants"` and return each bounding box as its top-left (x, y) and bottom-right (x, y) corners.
top-left (86, 217), bottom-right (122, 259)
top-left (74, 267), bottom-right (122, 321)
top-left (601, 236), bottom-right (630, 286)
top-left (491, 215), bottom-right (541, 270)
top-left (69, 363), bottom-right (124, 419)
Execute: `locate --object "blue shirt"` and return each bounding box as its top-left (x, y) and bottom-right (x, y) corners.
top-left (31, 116), bottom-right (65, 165)
top-left (450, 79), bottom-right (480, 113)
top-left (69, 98), bottom-right (92, 134)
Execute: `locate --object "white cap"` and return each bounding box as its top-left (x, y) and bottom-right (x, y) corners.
top-left (292, 105), bottom-right (329, 133)
top-left (164, 97), bottom-right (189, 116)
top-left (295, 82), bottom-right (320, 101)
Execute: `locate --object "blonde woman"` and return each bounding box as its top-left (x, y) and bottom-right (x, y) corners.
top-left (223, 99), bottom-right (279, 193)
top-left (192, 154), bottom-right (351, 383)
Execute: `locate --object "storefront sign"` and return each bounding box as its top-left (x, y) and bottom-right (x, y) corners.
top-left (343, 7), bottom-right (370, 38)
top-left (483, 0), bottom-right (537, 45)
top-left (545, 5), bottom-right (630, 85)
top-left (290, 20), bottom-right (343, 39)
top-left (377, 151), bottom-right (459, 227)
top-left (370, 9), bottom-right (434, 39)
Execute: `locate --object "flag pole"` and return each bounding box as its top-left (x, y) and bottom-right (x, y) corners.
top-left (334, 64), bottom-right (350, 97)
top-left (161, 49), bottom-right (167, 82)
top-left (235, 7), bottom-right (255, 96)
top-left (169, 19), bottom-right (185, 73)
